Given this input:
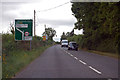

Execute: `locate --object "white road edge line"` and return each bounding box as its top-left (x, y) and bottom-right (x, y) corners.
top-left (70, 54), bottom-right (73, 57)
top-left (79, 60), bottom-right (87, 65)
top-left (88, 66), bottom-right (102, 74)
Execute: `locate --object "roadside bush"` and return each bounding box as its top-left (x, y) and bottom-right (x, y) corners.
top-left (67, 34), bottom-right (83, 48)
top-left (2, 34), bottom-right (53, 54)
top-left (2, 33), bottom-right (54, 78)
top-left (2, 33), bottom-right (54, 64)
top-left (96, 38), bottom-right (116, 53)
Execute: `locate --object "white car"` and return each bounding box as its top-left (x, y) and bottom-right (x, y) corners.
top-left (61, 40), bottom-right (68, 47)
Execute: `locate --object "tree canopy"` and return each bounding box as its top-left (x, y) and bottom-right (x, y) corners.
top-left (71, 2), bottom-right (120, 53)
top-left (42, 27), bottom-right (56, 41)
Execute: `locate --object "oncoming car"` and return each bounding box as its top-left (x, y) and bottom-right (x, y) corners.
top-left (68, 42), bottom-right (78, 51)
top-left (61, 40), bottom-right (68, 47)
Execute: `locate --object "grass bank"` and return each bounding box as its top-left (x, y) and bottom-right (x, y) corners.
top-left (90, 50), bottom-right (119, 59)
top-left (2, 34), bottom-right (54, 78)
top-left (3, 44), bottom-right (52, 78)
top-left (82, 48), bottom-right (119, 59)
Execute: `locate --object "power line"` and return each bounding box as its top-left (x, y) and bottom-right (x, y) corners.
top-left (34, 1), bottom-right (70, 36)
top-left (37, 1), bottom-right (70, 12)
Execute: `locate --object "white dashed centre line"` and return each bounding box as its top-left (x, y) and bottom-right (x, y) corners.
top-left (88, 66), bottom-right (102, 74)
top-left (70, 54), bottom-right (73, 57)
top-left (74, 57), bottom-right (78, 60)
top-left (62, 47), bottom-right (102, 75)
top-left (66, 51), bottom-right (68, 53)
top-left (79, 60), bottom-right (87, 65)
top-left (68, 52), bottom-right (70, 54)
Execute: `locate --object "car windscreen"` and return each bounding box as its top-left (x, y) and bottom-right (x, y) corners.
top-left (72, 43), bottom-right (77, 46)
top-left (62, 41), bottom-right (68, 43)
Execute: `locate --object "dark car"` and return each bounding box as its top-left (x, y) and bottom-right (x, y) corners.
top-left (68, 42), bottom-right (78, 51)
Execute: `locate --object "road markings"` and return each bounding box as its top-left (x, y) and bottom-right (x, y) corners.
top-left (62, 47), bottom-right (102, 75)
top-left (74, 57), bottom-right (78, 60)
top-left (79, 60), bottom-right (87, 65)
top-left (65, 51), bottom-right (68, 53)
top-left (62, 48), bottom-right (72, 56)
top-left (70, 54), bottom-right (73, 57)
top-left (88, 66), bottom-right (102, 74)
top-left (67, 52), bottom-right (70, 55)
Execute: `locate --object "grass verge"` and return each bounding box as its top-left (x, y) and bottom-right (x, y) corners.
top-left (2, 45), bottom-right (52, 78)
top-left (87, 50), bottom-right (119, 59)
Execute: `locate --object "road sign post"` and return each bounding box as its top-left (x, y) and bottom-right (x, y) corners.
top-left (15, 19), bottom-right (33, 50)
top-left (30, 41), bottom-right (31, 51)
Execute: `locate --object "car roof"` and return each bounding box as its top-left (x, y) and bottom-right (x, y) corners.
top-left (62, 40), bottom-right (68, 41)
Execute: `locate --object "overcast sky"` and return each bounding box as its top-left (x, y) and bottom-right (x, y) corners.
top-left (1, 0), bottom-right (83, 42)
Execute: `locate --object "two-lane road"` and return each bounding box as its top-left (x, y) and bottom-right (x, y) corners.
top-left (15, 45), bottom-right (118, 78)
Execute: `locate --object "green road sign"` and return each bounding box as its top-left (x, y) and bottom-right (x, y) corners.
top-left (15, 19), bottom-right (33, 41)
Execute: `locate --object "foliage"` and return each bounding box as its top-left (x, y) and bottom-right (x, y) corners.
top-left (61, 31), bottom-right (75, 41)
top-left (10, 22), bottom-right (15, 35)
top-left (42, 27), bottom-right (56, 41)
top-left (2, 34), bottom-right (53, 56)
top-left (71, 2), bottom-right (120, 53)
top-left (61, 32), bottom-right (67, 41)
top-left (67, 35), bottom-right (83, 47)
top-left (55, 41), bottom-right (61, 44)
top-left (2, 45), bottom-right (51, 78)
top-left (2, 33), bottom-right (54, 78)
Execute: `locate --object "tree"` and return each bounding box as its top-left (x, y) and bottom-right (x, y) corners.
top-left (71, 2), bottom-right (120, 53)
top-left (61, 29), bottom-right (75, 41)
top-left (61, 32), bottom-right (66, 41)
top-left (42, 27), bottom-right (56, 41)
top-left (10, 22), bottom-right (15, 35)
top-left (70, 29), bottom-right (74, 36)
top-left (66, 32), bottom-right (70, 37)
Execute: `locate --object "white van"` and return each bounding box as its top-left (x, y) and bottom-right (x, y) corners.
top-left (61, 40), bottom-right (68, 47)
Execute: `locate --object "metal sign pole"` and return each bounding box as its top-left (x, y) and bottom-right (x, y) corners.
top-left (34, 10), bottom-right (36, 36)
top-left (30, 41), bottom-right (31, 50)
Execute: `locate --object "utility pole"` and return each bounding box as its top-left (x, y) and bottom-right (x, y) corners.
top-left (44, 24), bottom-right (46, 30)
top-left (44, 24), bottom-right (46, 36)
top-left (34, 10), bottom-right (36, 36)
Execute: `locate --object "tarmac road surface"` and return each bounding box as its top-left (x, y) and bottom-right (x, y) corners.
top-left (15, 45), bottom-right (118, 78)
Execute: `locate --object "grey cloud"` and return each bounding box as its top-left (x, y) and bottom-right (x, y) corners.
top-left (1, 0), bottom-right (43, 3)
top-left (1, 2), bottom-right (33, 22)
top-left (2, 12), bottom-right (18, 22)
top-left (1, 2), bottom-right (22, 32)
top-left (1, 2), bottom-right (23, 21)
top-left (0, 1), bottom-right (75, 33)
top-left (2, 2), bottom-right (27, 11)
top-left (2, 10), bottom-right (18, 23)
top-left (37, 18), bottom-right (74, 28)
